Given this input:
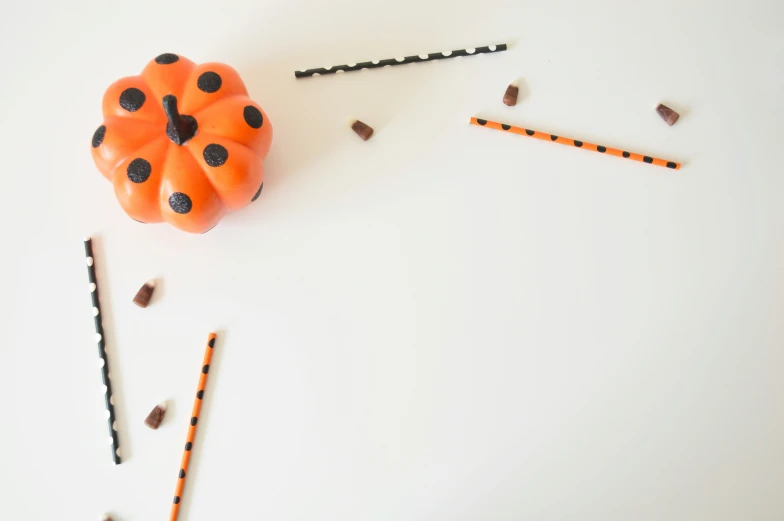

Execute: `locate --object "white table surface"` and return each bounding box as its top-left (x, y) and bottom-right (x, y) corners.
top-left (1, 0), bottom-right (783, 520)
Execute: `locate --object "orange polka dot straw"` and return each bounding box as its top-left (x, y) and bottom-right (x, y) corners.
top-left (470, 118), bottom-right (681, 169)
top-left (169, 333), bottom-right (217, 521)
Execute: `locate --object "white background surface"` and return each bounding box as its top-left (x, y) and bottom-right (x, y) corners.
top-left (1, 1), bottom-right (783, 520)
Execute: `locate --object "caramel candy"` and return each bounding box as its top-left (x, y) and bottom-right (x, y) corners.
top-left (656, 103), bottom-right (680, 126)
top-left (503, 84), bottom-right (519, 106)
top-left (133, 280), bottom-right (156, 308)
top-left (144, 403), bottom-right (166, 430)
top-left (351, 120), bottom-right (374, 141)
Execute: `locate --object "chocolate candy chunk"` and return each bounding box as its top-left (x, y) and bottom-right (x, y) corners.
top-left (144, 403), bottom-right (166, 429)
top-left (102, 515), bottom-right (114, 521)
top-left (133, 280), bottom-right (156, 308)
top-left (503, 84), bottom-right (519, 106)
top-left (656, 103), bottom-right (680, 126)
top-left (351, 120), bottom-right (374, 141)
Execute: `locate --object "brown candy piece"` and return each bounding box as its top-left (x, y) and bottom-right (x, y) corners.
top-left (102, 515), bottom-right (114, 521)
top-left (656, 103), bottom-right (680, 126)
top-left (503, 84), bottom-right (519, 106)
top-left (144, 403), bottom-right (166, 429)
top-left (133, 280), bottom-right (156, 308)
top-left (351, 120), bottom-right (374, 141)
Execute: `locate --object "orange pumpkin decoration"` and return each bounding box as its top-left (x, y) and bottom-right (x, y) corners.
top-left (91, 53), bottom-right (272, 233)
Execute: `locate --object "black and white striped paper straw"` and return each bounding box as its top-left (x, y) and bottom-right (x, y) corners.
top-left (84, 238), bottom-right (121, 465)
top-left (294, 43), bottom-right (507, 78)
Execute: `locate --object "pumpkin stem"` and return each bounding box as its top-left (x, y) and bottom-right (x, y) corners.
top-left (162, 95), bottom-right (197, 145)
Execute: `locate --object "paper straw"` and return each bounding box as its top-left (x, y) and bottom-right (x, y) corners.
top-left (469, 117), bottom-right (681, 169)
top-left (295, 43), bottom-right (507, 78)
top-left (170, 333), bottom-right (217, 521)
top-left (84, 237), bottom-right (121, 465)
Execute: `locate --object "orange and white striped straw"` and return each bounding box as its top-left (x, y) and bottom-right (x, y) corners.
top-left (169, 333), bottom-right (217, 521)
top-left (470, 117), bottom-right (680, 169)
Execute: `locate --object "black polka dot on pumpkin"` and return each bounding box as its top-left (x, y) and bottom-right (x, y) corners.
top-left (185, 442), bottom-right (192, 451)
top-left (622, 151), bottom-right (630, 158)
top-left (501, 124), bottom-right (511, 130)
top-left (197, 71), bottom-right (222, 93)
top-left (197, 390), bottom-right (204, 399)
top-left (643, 156), bottom-right (653, 163)
top-left (243, 106), bottom-right (263, 128)
top-left (127, 158), bottom-right (151, 183)
top-left (92, 125), bottom-right (106, 148)
top-left (173, 496), bottom-right (180, 504)
top-left (119, 88), bottom-right (145, 112)
top-left (168, 192), bottom-right (192, 214)
top-left (251, 182), bottom-right (263, 202)
top-left (550, 135), bottom-right (558, 141)
top-left (155, 53), bottom-right (179, 64)
top-left (179, 469), bottom-right (186, 479)
top-left (208, 338), bottom-right (215, 348)
top-left (202, 365), bottom-right (210, 374)
top-left (191, 417), bottom-right (198, 426)
top-left (597, 145), bottom-right (607, 153)
top-left (573, 140), bottom-right (583, 147)
top-left (203, 144), bottom-right (228, 167)
top-left (476, 119), bottom-right (487, 125)
top-left (525, 129), bottom-right (535, 136)
top-left (667, 161), bottom-right (677, 169)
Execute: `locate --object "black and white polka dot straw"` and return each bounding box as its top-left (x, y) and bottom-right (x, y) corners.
top-left (84, 238), bottom-right (121, 465)
top-left (295, 43), bottom-right (507, 78)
